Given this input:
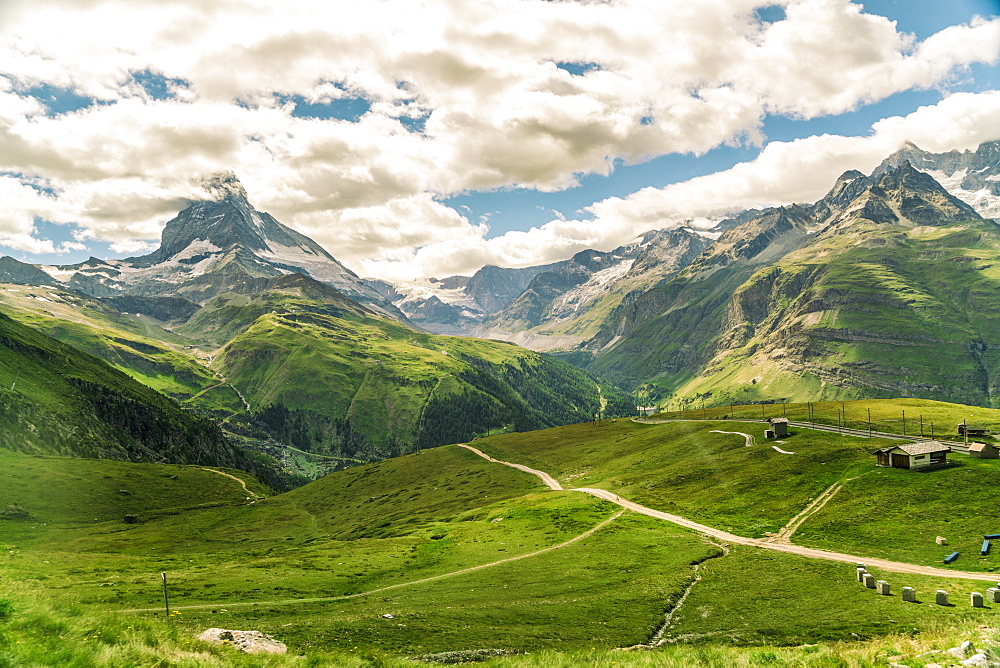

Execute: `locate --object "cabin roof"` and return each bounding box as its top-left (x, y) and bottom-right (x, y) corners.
top-left (874, 441), bottom-right (949, 456)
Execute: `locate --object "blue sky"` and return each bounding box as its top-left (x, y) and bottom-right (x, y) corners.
top-left (0, 0), bottom-right (998, 279)
top-left (450, 0), bottom-right (1000, 240)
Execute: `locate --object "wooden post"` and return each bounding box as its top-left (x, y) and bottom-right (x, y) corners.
top-left (868, 408), bottom-right (872, 438)
top-left (930, 421), bottom-right (934, 440)
top-left (161, 572), bottom-right (171, 621)
top-left (761, 404), bottom-right (765, 421)
top-left (782, 402), bottom-right (786, 418)
top-left (919, 414), bottom-right (923, 437)
top-left (965, 419), bottom-right (968, 446)
top-left (902, 410), bottom-right (906, 436)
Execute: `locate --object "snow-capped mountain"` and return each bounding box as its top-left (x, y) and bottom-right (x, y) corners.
top-left (23, 172), bottom-right (400, 315)
top-left (877, 140), bottom-right (1000, 219)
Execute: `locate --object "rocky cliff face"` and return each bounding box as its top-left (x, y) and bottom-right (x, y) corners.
top-left (476, 227), bottom-right (712, 350)
top-left (875, 140), bottom-right (1000, 219)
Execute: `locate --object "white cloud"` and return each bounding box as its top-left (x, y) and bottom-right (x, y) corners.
top-left (0, 0), bottom-right (996, 277)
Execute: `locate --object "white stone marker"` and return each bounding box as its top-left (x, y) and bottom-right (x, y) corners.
top-left (986, 587), bottom-right (1000, 603)
top-left (856, 567), bottom-right (867, 582)
top-left (876, 580), bottom-right (890, 595)
top-left (971, 592), bottom-right (984, 608)
top-left (902, 586), bottom-right (916, 602)
top-left (936, 536), bottom-right (948, 545)
top-left (863, 573), bottom-right (876, 589)
top-left (936, 590), bottom-right (949, 605)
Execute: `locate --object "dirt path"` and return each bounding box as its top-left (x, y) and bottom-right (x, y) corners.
top-left (117, 510), bottom-right (623, 613)
top-left (709, 429), bottom-right (755, 447)
top-left (462, 446), bottom-right (1000, 582)
top-left (765, 478), bottom-right (855, 544)
top-left (458, 444), bottom-right (563, 490)
top-left (198, 468), bottom-right (263, 502)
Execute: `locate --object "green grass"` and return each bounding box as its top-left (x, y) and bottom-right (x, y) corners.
top-left (653, 398), bottom-right (1000, 441)
top-left (472, 420), bottom-right (882, 537)
top-left (6, 410), bottom-right (1000, 663)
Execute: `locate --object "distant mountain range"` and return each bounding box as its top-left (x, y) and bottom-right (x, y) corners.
top-left (1, 138), bottom-right (998, 468)
top-left (0, 175), bottom-right (629, 480)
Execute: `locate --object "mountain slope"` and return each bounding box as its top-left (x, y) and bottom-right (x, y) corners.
top-left (587, 161), bottom-right (987, 406)
top-left (0, 308), bottom-right (259, 469)
top-left (477, 227), bottom-right (712, 350)
top-left (190, 274), bottom-right (627, 460)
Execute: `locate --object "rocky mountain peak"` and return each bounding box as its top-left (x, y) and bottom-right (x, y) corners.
top-left (199, 171), bottom-right (249, 203)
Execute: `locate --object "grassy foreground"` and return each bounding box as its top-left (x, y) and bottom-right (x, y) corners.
top-left (6, 399), bottom-right (1000, 663)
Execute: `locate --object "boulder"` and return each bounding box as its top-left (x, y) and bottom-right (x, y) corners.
top-left (196, 628), bottom-right (287, 654)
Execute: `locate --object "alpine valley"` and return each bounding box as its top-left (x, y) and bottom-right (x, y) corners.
top-left (6, 142), bottom-right (1000, 666)
top-left (2, 141), bottom-right (1000, 480)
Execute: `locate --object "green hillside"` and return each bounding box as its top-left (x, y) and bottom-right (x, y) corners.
top-left (5, 401), bottom-right (1000, 664)
top-left (192, 275), bottom-right (628, 460)
top-left (0, 275), bottom-right (630, 472)
top-left (0, 284), bottom-right (242, 413)
top-left (0, 308), bottom-right (262, 475)
top-left (667, 219), bottom-right (1000, 407)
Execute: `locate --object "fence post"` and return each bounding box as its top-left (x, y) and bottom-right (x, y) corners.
top-left (161, 572), bottom-right (171, 621)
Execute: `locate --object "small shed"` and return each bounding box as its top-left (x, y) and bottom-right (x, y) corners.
top-left (768, 417), bottom-right (789, 438)
top-left (958, 424), bottom-right (990, 437)
top-left (969, 442), bottom-right (999, 459)
top-left (875, 441), bottom-right (950, 470)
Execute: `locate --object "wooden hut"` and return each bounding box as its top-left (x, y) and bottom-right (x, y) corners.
top-left (768, 417), bottom-right (789, 438)
top-left (874, 441), bottom-right (950, 470)
top-left (968, 442), bottom-right (999, 459)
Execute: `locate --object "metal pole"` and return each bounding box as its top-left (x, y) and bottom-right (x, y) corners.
top-left (161, 572), bottom-right (171, 621)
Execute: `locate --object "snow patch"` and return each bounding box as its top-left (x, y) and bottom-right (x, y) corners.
top-left (549, 259), bottom-right (635, 319)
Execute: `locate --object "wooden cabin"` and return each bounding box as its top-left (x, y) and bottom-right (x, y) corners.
top-left (875, 441), bottom-right (950, 470)
top-left (969, 442), bottom-right (999, 459)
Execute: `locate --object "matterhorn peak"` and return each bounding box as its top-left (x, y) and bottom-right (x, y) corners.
top-left (199, 171), bottom-right (249, 202)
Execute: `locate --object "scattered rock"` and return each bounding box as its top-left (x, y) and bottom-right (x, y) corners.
top-left (196, 628), bottom-right (286, 654)
top-left (382, 613), bottom-right (394, 619)
top-left (410, 649), bottom-right (519, 664)
top-left (0, 504), bottom-right (32, 521)
top-left (949, 640), bottom-right (976, 658)
top-left (961, 654), bottom-right (990, 667)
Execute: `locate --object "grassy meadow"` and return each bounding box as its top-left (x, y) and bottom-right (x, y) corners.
top-left (6, 398), bottom-right (1000, 664)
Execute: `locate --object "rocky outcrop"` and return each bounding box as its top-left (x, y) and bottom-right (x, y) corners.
top-left (196, 628), bottom-right (287, 654)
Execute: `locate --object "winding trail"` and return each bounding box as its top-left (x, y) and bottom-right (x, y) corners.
top-left (457, 444), bottom-right (563, 491)
top-left (461, 445), bottom-right (1000, 583)
top-left (709, 429), bottom-right (755, 447)
top-left (117, 510), bottom-right (623, 613)
top-left (198, 468), bottom-right (263, 502)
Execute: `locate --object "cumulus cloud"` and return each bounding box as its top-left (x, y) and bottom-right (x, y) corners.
top-left (369, 91), bottom-right (1000, 280)
top-left (0, 0), bottom-right (997, 276)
